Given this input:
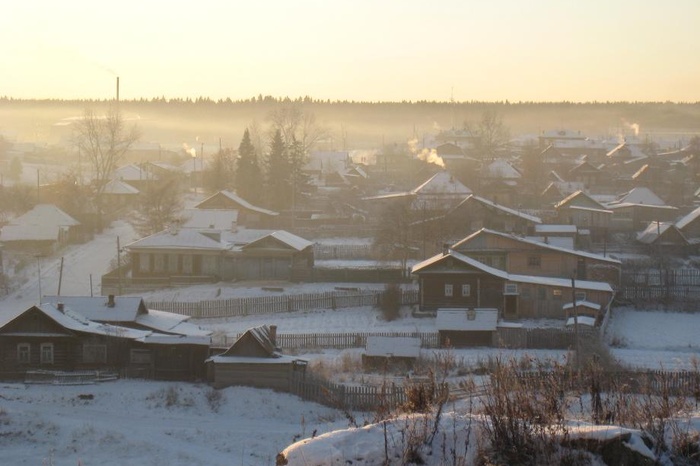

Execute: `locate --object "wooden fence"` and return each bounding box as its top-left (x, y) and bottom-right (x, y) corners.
top-left (313, 243), bottom-right (374, 260)
top-left (619, 269), bottom-right (700, 304)
top-left (148, 289), bottom-right (420, 319)
top-left (289, 371), bottom-right (448, 411)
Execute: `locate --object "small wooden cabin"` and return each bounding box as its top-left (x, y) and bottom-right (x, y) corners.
top-left (362, 336), bottom-right (421, 371)
top-left (436, 308), bottom-right (498, 348)
top-left (206, 325), bottom-right (306, 390)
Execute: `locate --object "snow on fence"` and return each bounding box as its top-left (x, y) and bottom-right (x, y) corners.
top-left (313, 243), bottom-right (374, 260)
top-left (212, 331), bottom-right (440, 349)
top-left (147, 289), bottom-right (420, 319)
top-left (289, 371), bottom-right (449, 411)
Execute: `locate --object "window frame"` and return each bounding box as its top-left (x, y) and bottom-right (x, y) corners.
top-left (40, 342), bottom-right (54, 364)
top-left (461, 284), bottom-right (471, 297)
top-left (17, 343), bottom-right (30, 364)
top-left (444, 284), bottom-right (453, 297)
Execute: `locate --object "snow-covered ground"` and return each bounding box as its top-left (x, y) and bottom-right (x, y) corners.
top-left (1, 219), bottom-right (700, 464)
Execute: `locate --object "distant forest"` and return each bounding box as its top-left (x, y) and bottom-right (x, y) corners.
top-left (2, 98), bottom-right (700, 150)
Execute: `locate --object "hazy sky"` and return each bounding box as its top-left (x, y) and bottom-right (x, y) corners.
top-left (2, 0), bottom-right (699, 102)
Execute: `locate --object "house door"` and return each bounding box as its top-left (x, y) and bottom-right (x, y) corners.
top-left (504, 295), bottom-right (518, 319)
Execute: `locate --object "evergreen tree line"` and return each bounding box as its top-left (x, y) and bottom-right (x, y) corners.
top-left (204, 128), bottom-right (312, 212)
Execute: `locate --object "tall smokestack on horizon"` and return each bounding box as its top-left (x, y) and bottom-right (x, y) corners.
top-left (116, 77), bottom-right (120, 102)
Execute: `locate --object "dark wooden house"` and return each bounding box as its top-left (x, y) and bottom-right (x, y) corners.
top-left (444, 194), bottom-right (542, 239)
top-left (0, 300), bottom-right (211, 382)
top-left (206, 325), bottom-right (307, 390)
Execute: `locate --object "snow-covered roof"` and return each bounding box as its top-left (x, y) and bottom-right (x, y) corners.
top-left (562, 300), bottom-right (601, 311)
top-left (565, 316), bottom-right (597, 327)
top-left (43, 296), bottom-right (146, 322)
top-left (32, 303), bottom-right (150, 339)
top-left (137, 333), bottom-right (210, 346)
top-left (554, 191), bottom-right (606, 210)
top-left (636, 222), bottom-right (687, 245)
top-left (568, 206), bottom-right (613, 214)
top-left (196, 190), bottom-right (279, 216)
top-left (459, 195), bottom-right (542, 224)
top-left (607, 187), bottom-right (667, 207)
top-left (112, 164), bottom-right (152, 181)
top-left (126, 228), bottom-right (229, 251)
top-left (541, 129), bottom-right (587, 140)
top-left (436, 308), bottom-right (498, 331)
top-left (412, 249), bottom-right (615, 293)
top-left (482, 159), bottom-right (521, 179)
top-left (0, 204), bottom-right (80, 242)
top-left (452, 228), bottom-right (621, 265)
top-left (411, 171), bottom-right (472, 196)
top-left (305, 151), bottom-right (349, 173)
top-left (675, 206), bottom-right (700, 230)
top-left (103, 179), bottom-right (140, 195)
top-left (135, 309), bottom-right (212, 337)
top-left (535, 225), bottom-right (577, 234)
top-left (180, 209), bottom-right (238, 230)
top-left (365, 336), bottom-right (421, 358)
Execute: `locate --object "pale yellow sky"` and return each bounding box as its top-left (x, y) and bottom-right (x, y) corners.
top-left (1, 0), bottom-right (699, 102)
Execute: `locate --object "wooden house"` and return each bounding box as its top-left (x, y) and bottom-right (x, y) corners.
top-left (194, 190), bottom-right (279, 229)
top-left (206, 325), bottom-right (307, 390)
top-left (554, 191), bottom-right (612, 242)
top-left (436, 308), bottom-right (498, 347)
top-left (636, 222), bottom-right (690, 255)
top-left (443, 194), bottom-right (542, 239)
top-left (0, 301), bottom-right (210, 381)
top-left (605, 187), bottom-right (678, 233)
top-left (362, 336), bottom-right (421, 370)
top-left (411, 249), bottom-right (614, 319)
top-left (568, 160), bottom-right (605, 189)
top-left (0, 204), bottom-right (81, 255)
top-left (450, 228), bottom-right (621, 287)
top-left (676, 206), bottom-right (700, 242)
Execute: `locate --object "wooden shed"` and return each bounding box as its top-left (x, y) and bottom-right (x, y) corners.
top-left (206, 325), bottom-right (306, 390)
top-left (436, 308), bottom-right (498, 348)
top-left (362, 336), bottom-right (421, 371)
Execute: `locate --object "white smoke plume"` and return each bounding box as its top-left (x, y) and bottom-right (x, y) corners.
top-left (417, 148), bottom-right (445, 168)
top-left (183, 143), bottom-right (197, 158)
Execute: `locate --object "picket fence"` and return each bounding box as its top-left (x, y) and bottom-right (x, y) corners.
top-left (147, 289), bottom-right (420, 319)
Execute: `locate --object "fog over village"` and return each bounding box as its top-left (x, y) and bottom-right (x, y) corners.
top-left (2, 1), bottom-right (700, 465)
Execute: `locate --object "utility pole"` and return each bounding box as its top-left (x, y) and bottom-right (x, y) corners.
top-left (89, 274), bottom-right (93, 297)
top-left (36, 256), bottom-right (42, 304)
top-left (117, 236), bottom-right (122, 296)
top-left (571, 273), bottom-right (580, 375)
top-left (57, 257), bottom-right (64, 296)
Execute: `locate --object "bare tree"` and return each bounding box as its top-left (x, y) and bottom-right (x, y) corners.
top-left (74, 106), bottom-right (140, 206)
top-left (465, 108), bottom-right (510, 160)
top-left (267, 103), bottom-right (329, 154)
top-left (131, 177), bottom-right (183, 236)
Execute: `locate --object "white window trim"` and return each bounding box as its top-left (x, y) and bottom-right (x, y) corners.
top-left (461, 284), bottom-right (471, 297)
top-left (17, 343), bottom-right (30, 364)
top-left (40, 342), bottom-right (54, 364)
top-left (504, 283), bottom-right (518, 295)
top-left (444, 284), bottom-right (453, 297)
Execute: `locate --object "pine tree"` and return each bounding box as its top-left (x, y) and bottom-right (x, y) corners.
top-left (265, 129), bottom-right (292, 210)
top-left (235, 129), bottom-right (263, 203)
top-left (288, 136), bottom-right (312, 210)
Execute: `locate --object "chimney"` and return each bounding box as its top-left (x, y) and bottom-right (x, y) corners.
top-left (442, 243), bottom-right (450, 255)
top-left (107, 295), bottom-right (115, 308)
top-left (269, 325), bottom-right (278, 348)
top-left (57, 302), bottom-right (64, 312)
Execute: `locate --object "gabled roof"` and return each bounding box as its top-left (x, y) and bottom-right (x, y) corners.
top-left (126, 229), bottom-right (229, 251)
top-left (219, 325), bottom-right (277, 358)
top-left (481, 159), bottom-right (521, 179)
top-left (136, 310), bottom-right (211, 337)
top-left (676, 206), bottom-right (700, 230)
top-left (554, 191), bottom-right (607, 210)
top-left (451, 228), bottom-right (621, 264)
top-left (180, 209), bottom-right (238, 230)
top-left (541, 181), bottom-right (586, 198)
top-left (112, 164), bottom-right (152, 181)
top-left (569, 160), bottom-right (601, 174)
top-left (242, 230), bottom-right (313, 252)
top-left (412, 249), bottom-right (614, 292)
top-left (453, 195), bottom-right (541, 224)
top-left (195, 190), bottom-right (279, 216)
top-left (103, 179), bottom-right (140, 195)
top-left (411, 171), bottom-right (472, 195)
top-left (43, 296), bottom-right (147, 322)
top-left (636, 222), bottom-right (688, 245)
top-left (0, 204), bottom-right (80, 242)
top-left (607, 187), bottom-right (667, 207)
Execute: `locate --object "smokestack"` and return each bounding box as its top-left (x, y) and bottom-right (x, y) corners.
top-left (116, 77), bottom-right (120, 102)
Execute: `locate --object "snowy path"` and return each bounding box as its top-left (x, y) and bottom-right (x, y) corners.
top-left (0, 220), bottom-right (138, 317)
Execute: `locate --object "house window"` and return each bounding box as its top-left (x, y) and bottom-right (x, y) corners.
top-left (444, 284), bottom-right (453, 297)
top-left (461, 284), bottom-right (471, 297)
top-left (574, 291), bottom-right (586, 302)
top-left (139, 254), bottom-right (151, 273)
top-left (504, 283), bottom-right (518, 295)
top-left (17, 343), bottom-right (30, 364)
top-left (130, 349), bottom-right (152, 364)
top-left (83, 344), bottom-right (107, 364)
top-left (153, 254), bottom-right (165, 272)
top-left (553, 289), bottom-right (562, 299)
top-left (527, 255), bottom-right (541, 267)
top-left (40, 343), bottom-right (54, 364)
top-left (182, 254), bottom-right (193, 274)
